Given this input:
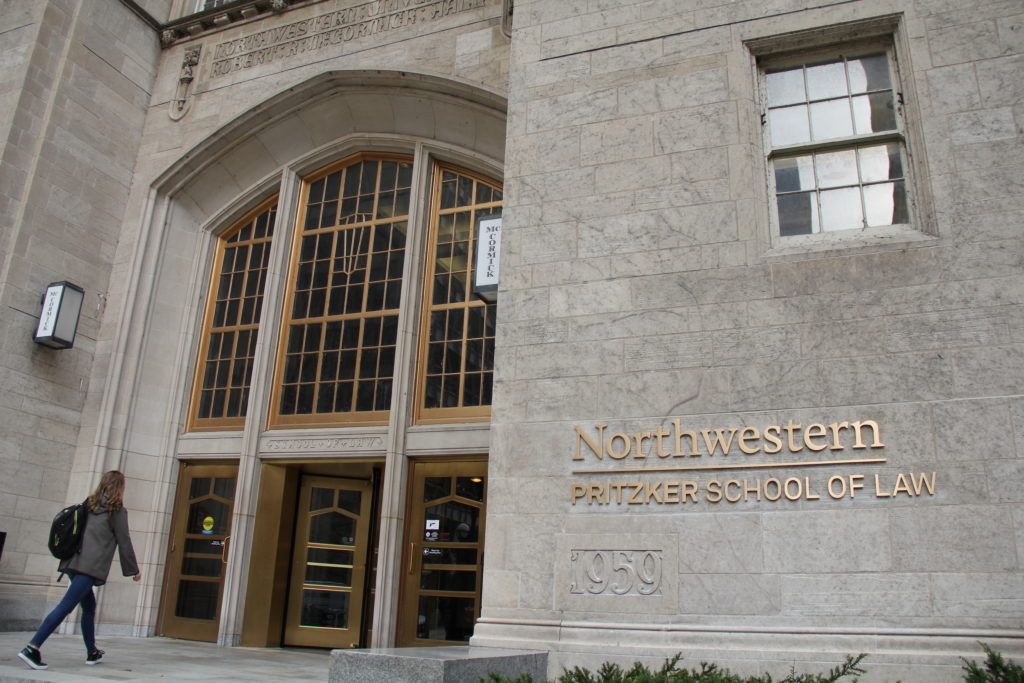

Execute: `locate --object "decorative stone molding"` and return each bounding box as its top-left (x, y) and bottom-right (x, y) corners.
top-left (262, 436), bottom-right (386, 454)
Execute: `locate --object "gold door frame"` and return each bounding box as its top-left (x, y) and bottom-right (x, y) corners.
top-left (159, 462), bottom-right (238, 642)
top-left (283, 474), bottom-right (374, 649)
top-left (397, 458), bottom-right (487, 647)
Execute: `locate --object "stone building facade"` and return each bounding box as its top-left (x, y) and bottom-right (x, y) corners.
top-left (0, 0), bottom-right (1022, 680)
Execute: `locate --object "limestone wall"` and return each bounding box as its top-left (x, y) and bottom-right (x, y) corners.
top-left (0, 0), bottom-right (160, 629)
top-left (475, 0), bottom-right (1024, 679)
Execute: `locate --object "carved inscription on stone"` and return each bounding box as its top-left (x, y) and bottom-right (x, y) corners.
top-left (569, 550), bottom-right (662, 596)
top-left (263, 437), bottom-right (384, 452)
top-left (211, 0), bottom-right (487, 77)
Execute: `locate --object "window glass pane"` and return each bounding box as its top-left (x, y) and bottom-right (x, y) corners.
top-left (309, 511), bottom-right (356, 546)
top-left (774, 155), bottom-right (815, 192)
top-left (810, 99), bottom-right (853, 140)
top-left (420, 569), bottom-right (476, 591)
top-left (847, 53), bottom-right (890, 93)
top-left (777, 192), bottom-right (818, 236)
top-left (819, 187), bottom-right (863, 231)
top-left (769, 105), bottom-right (810, 146)
top-left (864, 181), bottom-right (908, 226)
top-left (815, 149), bottom-right (859, 188)
top-left (423, 547), bottom-right (477, 565)
top-left (853, 92), bottom-right (896, 134)
top-left (310, 487), bottom-right (334, 511)
top-left (858, 143), bottom-right (903, 183)
top-left (424, 477), bottom-right (450, 502)
top-left (214, 477), bottom-right (236, 500)
top-left (308, 547), bottom-right (353, 565)
top-left (456, 476), bottom-right (485, 502)
top-left (306, 564), bottom-right (352, 588)
top-left (175, 580), bottom-right (218, 620)
top-left (425, 501), bottom-right (480, 542)
top-left (805, 61), bottom-right (847, 100)
top-left (765, 68), bottom-right (805, 107)
top-left (300, 590), bottom-right (349, 629)
top-left (338, 489), bottom-right (361, 514)
top-left (415, 595), bottom-right (474, 642)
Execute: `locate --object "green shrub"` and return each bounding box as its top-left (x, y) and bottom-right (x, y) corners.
top-left (479, 653), bottom-right (868, 683)
top-left (962, 643), bottom-right (1024, 683)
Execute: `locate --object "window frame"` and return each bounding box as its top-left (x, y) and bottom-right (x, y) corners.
top-left (759, 38), bottom-right (914, 240)
top-left (746, 16), bottom-right (936, 253)
top-left (413, 162), bottom-right (502, 425)
top-left (268, 152), bottom-right (415, 429)
top-left (186, 196), bottom-right (278, 432)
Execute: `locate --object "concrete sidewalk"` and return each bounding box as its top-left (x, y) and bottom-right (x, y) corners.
top-left (0, 632), bottom-right (330, 682)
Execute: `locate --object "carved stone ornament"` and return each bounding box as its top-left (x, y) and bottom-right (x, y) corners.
top-left (169, 45), bottom-right (201, 121)
top-left (271, 0), bottom-right (288, 13)
top-left (181, 47), bottom-right (201, 83)
top-left (502, 0), bottom-right (513, 37)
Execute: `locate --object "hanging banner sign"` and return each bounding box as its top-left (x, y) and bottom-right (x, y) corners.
top-left (473, 213), bottom-right (502, 303)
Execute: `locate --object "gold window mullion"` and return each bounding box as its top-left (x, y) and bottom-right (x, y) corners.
top-left (311, 319), bottom-right (327, 414)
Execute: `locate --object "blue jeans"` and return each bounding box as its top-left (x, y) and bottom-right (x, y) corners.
top-left (30, 571), bottom-right (98, 653)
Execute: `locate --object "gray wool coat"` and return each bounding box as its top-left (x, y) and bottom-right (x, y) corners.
top-left (58, 506), bottom-right (139, 585)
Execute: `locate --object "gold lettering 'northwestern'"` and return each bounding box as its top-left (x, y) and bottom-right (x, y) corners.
top-left (574, 419), bottom-right (884, 461)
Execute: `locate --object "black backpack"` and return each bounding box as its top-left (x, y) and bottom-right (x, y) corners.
top-left (48, 500), bottom-right (89, 560)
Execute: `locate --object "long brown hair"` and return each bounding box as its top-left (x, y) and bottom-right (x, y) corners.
top-left (87, 470), bottom-right (125, 513)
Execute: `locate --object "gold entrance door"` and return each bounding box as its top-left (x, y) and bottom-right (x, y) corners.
top-left (160, 463), bottom-right (237, 641)
top-left (397, 459), bottom-right (487, 646)
top-left (284, 475), bottom-right (373, 648)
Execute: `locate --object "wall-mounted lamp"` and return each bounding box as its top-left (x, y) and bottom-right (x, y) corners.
top-left (33, 281), bottom-right (84, 349)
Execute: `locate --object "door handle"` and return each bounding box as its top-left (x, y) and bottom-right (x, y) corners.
top-left (407, 542), bottom-right (415, 574)
top-left (221, 536), bottom-right (230, 564)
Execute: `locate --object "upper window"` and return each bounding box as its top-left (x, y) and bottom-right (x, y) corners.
top-left (761, 43), bottom-right (910, 236)
top-left (416, 167), bottom-right (502, 423)
top-left (188, 199), bottom-right (277, 431)
top-left (196, 0), bottom-right (231, 11)
top-left (270, 155), bottom-right (412, 428)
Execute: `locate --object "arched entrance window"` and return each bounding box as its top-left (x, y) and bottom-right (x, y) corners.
top-left (185, 156), bottom-right (502, 431)
top-left (270, 155), bottom-right (413, 428)
top-left (416, 166), bottom-right (502, 423)
top-left (188, 199), bottom-right (277, 431)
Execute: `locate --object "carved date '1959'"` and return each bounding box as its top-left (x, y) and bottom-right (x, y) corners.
top-left (569, 550), bottom-right (662, 596)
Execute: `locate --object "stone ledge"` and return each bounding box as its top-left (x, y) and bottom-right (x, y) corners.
top-left (329, 646), bottom-right (547, 683)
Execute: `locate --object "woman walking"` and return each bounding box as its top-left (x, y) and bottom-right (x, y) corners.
top-left (19, 470), bottom-right (141, 670)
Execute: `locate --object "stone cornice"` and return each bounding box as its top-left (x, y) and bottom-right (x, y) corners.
top-left (160, 0), bottom-right (311, 48)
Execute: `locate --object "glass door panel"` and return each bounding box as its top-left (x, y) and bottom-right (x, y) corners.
top-left (159, 463), bottom-right (237, 641)
top-left (284, 475), bottom-right (372, 648)
top-left (397, 459), bottom-right (486, 646)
